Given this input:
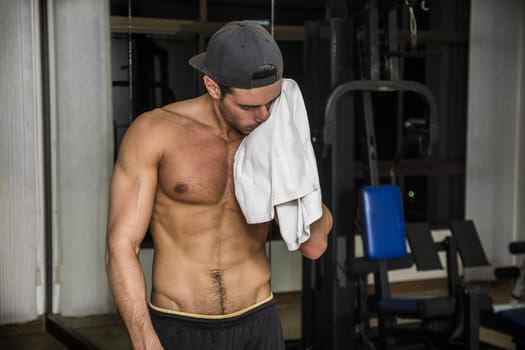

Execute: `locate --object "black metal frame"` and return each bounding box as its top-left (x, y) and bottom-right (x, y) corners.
top-left (302, 1), bottom-right (445, 349)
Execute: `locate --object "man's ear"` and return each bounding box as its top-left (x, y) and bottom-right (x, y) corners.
top-left (203, 75), bottom-right (221, 100)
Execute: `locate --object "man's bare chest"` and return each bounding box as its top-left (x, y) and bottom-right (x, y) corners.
top-left (157, 136), bottom-right (240, 205)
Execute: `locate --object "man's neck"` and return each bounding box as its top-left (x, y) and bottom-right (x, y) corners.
top-left (207, 96), bottom-right (243, 142)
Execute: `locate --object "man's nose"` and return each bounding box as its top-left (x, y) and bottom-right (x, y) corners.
top-left (255, 105), bottom-right (270, 123)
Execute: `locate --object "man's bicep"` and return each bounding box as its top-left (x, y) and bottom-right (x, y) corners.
top-left (107, 162), bottom-right (157, 249)
top-left (107, 120), bottom-right (160, 249)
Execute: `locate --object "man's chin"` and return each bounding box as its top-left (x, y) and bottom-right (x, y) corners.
top-left (242, 127), bottom-right (256, 135)
top-left (233, 125), bottom-right (250, 136)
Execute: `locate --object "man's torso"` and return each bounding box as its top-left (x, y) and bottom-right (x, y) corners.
top-left (146, 103), bottom-right (272, 315)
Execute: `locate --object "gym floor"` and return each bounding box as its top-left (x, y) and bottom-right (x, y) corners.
top-left (0, 280), bottom-right (519, 350)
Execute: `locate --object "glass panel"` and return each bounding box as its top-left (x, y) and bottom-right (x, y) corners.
top-left (404, 174), bottom-right (465, 223)
top-left (110, 0), bottom-right (199, 20)
top-left (111, 32), bottom-right (198, 157)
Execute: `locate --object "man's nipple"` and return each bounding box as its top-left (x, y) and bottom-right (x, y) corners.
top-left (174, 182), bottom-right (188, 193)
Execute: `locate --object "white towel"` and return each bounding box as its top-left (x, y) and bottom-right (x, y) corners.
top-left (233, 78), bottom-right (323, 251)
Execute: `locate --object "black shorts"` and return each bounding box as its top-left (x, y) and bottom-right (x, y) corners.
top-left (149, 295), bottom-right (285, 350)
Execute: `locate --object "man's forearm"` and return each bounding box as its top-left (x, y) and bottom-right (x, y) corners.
top-left (300, 203), bottom-right (333, 260)
top-left (106, 242), bottom-right (162, 350)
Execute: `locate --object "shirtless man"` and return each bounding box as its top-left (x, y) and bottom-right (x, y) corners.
top-left (105, 21), bottom-right (333, 350)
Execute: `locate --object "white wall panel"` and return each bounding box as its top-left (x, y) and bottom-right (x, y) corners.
top-left (0, 0), bottom-right (45, 325)
top-left (49, 0), bottom-right (114, 316)
top-left (467, 0), bottom-right (525, 278)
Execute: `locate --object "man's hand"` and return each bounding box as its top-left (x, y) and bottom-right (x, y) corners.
top-left (299, 203), bottom-right (333, 260)
top-left (132, 330), bottom-right (164, 350)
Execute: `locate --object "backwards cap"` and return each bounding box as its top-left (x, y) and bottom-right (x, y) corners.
top-left (189, 21), bottom-right (283, 89)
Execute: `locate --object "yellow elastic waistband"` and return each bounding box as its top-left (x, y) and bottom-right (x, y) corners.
top-left (149, 293), bottom-right (273, 320)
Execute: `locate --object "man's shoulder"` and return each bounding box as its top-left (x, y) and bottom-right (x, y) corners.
top-left (119, 110), bottom-right (176, 153)
top-left (150, 96), bottom-right (208, 125)
top-left (127, 95), bottom-right (211, 138)
top-left (160, 96), bottom-right (209, 124)
top-left (130, 105), bottom-right (184, 132)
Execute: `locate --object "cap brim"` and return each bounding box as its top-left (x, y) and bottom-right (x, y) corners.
top-left (189, 52), bottom-right (208, 74)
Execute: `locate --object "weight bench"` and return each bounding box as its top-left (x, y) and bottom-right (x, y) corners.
top-left (360, 185), bottom-right (484, 350)
top-left (449, 220), bottom-right (490, 272)
top-left (447, 220), bottom-right (496, 347)
top-left (448, 221), bottom-right (493, 311)
top-left (493, 240), bottom-right (525, 349)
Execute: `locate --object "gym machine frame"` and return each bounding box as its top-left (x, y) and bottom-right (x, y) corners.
top-left (301, 1), bottom-right (439, 349)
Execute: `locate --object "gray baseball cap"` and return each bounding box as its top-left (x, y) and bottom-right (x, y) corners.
top-left (189, 21), bottom-right (283, 89)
